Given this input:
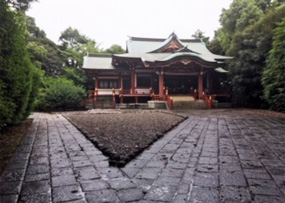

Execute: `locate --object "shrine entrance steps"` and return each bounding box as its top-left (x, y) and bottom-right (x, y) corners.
top-left (117, 103), bottom-right (150, 109)
top-left (171, 95), bottom-right (208, 109)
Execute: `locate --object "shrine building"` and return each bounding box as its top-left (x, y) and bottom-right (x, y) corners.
top-left (82, 33), bottom-right (232, 109)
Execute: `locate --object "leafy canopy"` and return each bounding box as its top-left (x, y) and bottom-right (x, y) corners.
top-left (59, 27), bottom-right (100, 68)
top-left (219, 0), bottom-right (264, 54)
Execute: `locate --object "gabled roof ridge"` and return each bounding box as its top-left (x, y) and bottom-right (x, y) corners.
top-left (148, 33), bottom-right (185, 53)
top-left (129, 36), bottom-right (201, 43)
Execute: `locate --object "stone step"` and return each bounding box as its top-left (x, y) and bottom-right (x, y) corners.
top-left (95, 101), bottom-right (116, 109)
top-left (118, 103), bottom-right (151, 109)
top-left (171, 96), bottom-right (195, 102)
top-left (173, 100), bottom-right (208, 109)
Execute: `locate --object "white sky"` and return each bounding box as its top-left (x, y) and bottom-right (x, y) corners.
top-left (27, 0), bottom-right (233, 49)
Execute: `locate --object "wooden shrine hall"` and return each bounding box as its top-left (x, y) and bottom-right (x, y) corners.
top-left (82, 33), bottom-right (232, 109)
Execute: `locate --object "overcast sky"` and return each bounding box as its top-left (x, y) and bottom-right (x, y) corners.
top-left (27, 0), bottom-right (233, 49)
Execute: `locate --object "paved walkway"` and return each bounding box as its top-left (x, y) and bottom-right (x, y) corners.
top-left (0, 111), bottom-right (285, 202)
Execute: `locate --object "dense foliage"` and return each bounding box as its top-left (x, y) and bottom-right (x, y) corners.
top-left (219, 0), bottom-right (264, 55)
top-left (37, 77), bottom-right (86, 111)
top-left (191, 30), bottom-right (210, 45)
top-left (262, 19), bottom-right (285, 112)
top-left (227, 6), bottom-right (285, 108)
top-left (212, 0), bottom-right (285, 110)
top-left (0, 0), bottom-right (41, 131)
top-left (62, 67), bottom-right (87, 88)
top-left (26, 23), bottom-right (125, 112)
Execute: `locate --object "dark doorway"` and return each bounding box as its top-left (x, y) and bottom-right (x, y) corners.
top-left (122, 75), bottom-right (130, 93)
top-left (165, 75), bottom-right (197, 95)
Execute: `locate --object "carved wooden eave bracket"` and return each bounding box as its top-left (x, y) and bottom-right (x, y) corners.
top-left (144, 55), bottom-right (217, 69)
top-left (112, 56), bottom-right (144, 69)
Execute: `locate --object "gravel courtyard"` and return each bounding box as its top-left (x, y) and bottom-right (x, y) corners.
top-left (65, 111), bottom-right (186, 166)
top-left (0, 109), bottom-right (284, 202)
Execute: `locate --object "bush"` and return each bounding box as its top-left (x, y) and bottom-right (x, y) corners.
top-left (37, 77), bottom-right (86, 111)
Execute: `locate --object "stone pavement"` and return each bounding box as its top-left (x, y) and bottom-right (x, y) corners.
top-left (0, 111), bottom-right (285, 202)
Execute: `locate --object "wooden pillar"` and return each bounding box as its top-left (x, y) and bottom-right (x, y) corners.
top-left (159, 71), bottom-right (164, 98)
top-left (207, 73), bottom-right (213, 94)
top-left (94, 76), bottom-right (99, 108)
top-left (118, 72), bottom-right (122, 89)
top-left (120, 87), bottom-right (124, 104)
top-left (131, 70), bottom-right (135, 94)
top-left (95, 76), bottom-right (99, 90)
top-left (198, 73), bottom-right (203, 99)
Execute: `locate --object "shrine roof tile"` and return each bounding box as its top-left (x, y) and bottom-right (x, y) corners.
top-left (82, 33), bottom-right (232, 70)
top-left (82, 54), bottom-right (115, 70)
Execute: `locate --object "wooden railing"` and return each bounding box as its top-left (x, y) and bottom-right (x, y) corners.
top-left (112, 88), bottom-right (116, 105)
top-left (94, 88), bottom-right (98, 102)
top-left (165, 95), bottom-right (173, 110)
top-left (91, 87), bottom-right (174, 109)
top-left (165, 88), bottom-right (173, 110)
top-left (202, 91), bottom-right (212, 109)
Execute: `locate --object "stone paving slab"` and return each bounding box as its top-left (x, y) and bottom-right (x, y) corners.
top-left (0, 111), bottom-right (285, 202)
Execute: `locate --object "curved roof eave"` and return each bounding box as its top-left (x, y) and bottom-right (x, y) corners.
top-left (146, 52), bottom-right (217, 63)
top-left (213, 55), bottom-right (233, 60)
top-left (113, 53), bottom-right (142, 60)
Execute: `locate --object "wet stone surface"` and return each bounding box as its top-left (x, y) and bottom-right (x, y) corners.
top-left (0, 110), bottom-right (284, 202)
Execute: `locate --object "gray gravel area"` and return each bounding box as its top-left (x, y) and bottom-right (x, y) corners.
top-left (65, 111), bottom-right (186, 166)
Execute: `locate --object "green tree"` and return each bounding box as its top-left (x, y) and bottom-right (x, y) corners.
top-left (26, 16), bottom-right (46, 38)
top-left (0, 1), bottom-right (41, 131)
top-left (227, 5), bottom-right (285, 108)
top-left (104, 44), bottom-right (125, 54)
top-left (59, 27), bottom-right (90, 50)
top-left (40, 38), bottom-right (66, 76)
top-left (219, 0), bottom-right (264, 54)
top-left (26, 16), bottom-right (66, 76)
top-left (59, 27), bottom-right (100, 67)
top-left (191, 30), bottom-right (209, 45)
top-left (207, 31), bottom-right (225, 55)
top-left (262, 19), bottom-right (285, 112)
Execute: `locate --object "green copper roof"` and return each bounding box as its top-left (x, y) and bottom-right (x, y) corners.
top-left (83, 54), bottom-right (115, 70)
top-left (148, 32), bottom-right (185, 53)
top-left (82, 33), bottom-right (232, 70)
